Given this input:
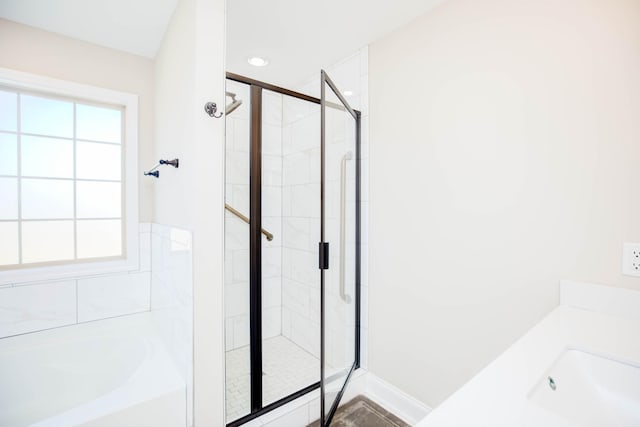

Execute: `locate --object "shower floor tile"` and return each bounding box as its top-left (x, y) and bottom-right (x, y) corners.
top-left (226, 335), bottom-right (319, 423)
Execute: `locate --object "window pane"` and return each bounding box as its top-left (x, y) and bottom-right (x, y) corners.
top-left (0, 133), bottom-right (18, 175)
top-left (21, 95), bottom-right (73, 138)
top-left (21, 135), bottom-right (73, 178)
top-left (22, 178), bottom-right (74, 219)
top-left (22, 220), bottom-right (74, 263)
top-left (76, 104), bottom-right (121, 143)
top-left (77, 219), bottom-right (122, 259)
top-left (0, 222), bottom-right (19, 265)
top-left (0, 177), bottom-right (18, 219)
top-left (0, 91), bottom-right (17, 132)
top-left (76, 181), bottom-right (121, 218)
top-left (76, 141), bottom-right (121, 180)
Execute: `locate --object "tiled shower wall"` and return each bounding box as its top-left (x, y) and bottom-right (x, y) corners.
top-left (261, 90), bottom-right (285, 342)
top-left (281, 96), bottom-right (321, 358)
top-left (225, 83), bottom-right (283, 351)
top-left (224, 47), bottom-right (369, 367)
top-left (283, 47), bottom-right (370, 367)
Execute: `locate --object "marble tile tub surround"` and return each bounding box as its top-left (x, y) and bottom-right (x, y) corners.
top-left (150, 222), bottom-right (194, 427)
top-left (416, 281), bottom-right (640, 427)
top-left (0, 223), bottom-right (193, 342)
top-left (0, 222), bottom-right (194, 426)
top-left (0, 223), bottom-right (152, 338)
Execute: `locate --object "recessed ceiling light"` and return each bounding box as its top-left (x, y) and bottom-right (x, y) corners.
top-left (343, 90), bottom-right (354, 97)
top-left (248, 56), bottom-right (269, 67)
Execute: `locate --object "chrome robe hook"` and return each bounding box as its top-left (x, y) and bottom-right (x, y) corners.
top-left (204, 101), bottom-right (223, 118)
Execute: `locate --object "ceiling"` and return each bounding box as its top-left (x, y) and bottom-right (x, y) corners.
top-left (227, 0), bottom-right (446, 87)
top-left (0, 0), bottom-right (179, 58)
top-left (0, 0), bottom-right (445, 87)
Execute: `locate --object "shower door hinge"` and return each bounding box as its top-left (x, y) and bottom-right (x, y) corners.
top-left (319, 242), bottom-right (329, 270)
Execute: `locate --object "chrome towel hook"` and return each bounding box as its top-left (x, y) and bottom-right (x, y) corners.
top-left (204, 101), bottom-right (223, 118)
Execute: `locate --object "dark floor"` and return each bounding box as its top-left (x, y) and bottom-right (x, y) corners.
top-left (308, 395), bottom-right (411, 427)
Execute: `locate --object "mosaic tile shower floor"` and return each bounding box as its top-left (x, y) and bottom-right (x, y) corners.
top-left (226, 335), bottom-right (319, 422)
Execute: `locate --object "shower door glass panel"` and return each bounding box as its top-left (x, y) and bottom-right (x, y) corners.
top-left (262, 90), bottom-right (322, 406)
top-left (224, 79), bottom-right (252, 423)
top-left (321, 70), bottom-right (358, 425)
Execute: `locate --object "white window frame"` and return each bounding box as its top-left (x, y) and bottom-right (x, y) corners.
top-left (0, 67), bottom-right (139, 285)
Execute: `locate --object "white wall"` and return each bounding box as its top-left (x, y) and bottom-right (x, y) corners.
top-left (0, 18), bottom-right (155, 222)
top-left (369, 0), bottom-right (640, 407)
top-left (152, 0), bottom-right (226, 424)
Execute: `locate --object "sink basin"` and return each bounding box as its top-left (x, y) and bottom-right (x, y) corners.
top-left (529, 349), bottom-right (640, 427)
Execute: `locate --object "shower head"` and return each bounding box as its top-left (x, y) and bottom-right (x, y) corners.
top-left (226, 91), bottom-right (243, 115)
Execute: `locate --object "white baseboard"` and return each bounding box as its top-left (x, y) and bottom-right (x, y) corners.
top-left (362, 373), bottom-right (431, 425)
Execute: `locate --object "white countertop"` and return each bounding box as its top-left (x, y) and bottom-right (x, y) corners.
top-left (416, 281), bottom-right (640, 427)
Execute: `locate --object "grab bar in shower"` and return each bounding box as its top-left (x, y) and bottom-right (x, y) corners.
top-left (340, 151), bottom-right (353, 304)
top-left (225, 203), bottom-right (274, 241)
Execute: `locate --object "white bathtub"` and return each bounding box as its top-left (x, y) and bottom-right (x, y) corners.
top-left (0, 313), bottom-right (187, 427)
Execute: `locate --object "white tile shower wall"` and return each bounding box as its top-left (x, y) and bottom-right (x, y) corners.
top-left (280, 47), bottom-right (370, 367)
top-left (225, 80), bottom-right (252, 351)
top-left (225, 81), bottom-right (284, 350)
top-left (262, 89), bottom-right (284, 340)
top-left (281, 93), bottom-right (321, 359)
top-left (0, 223), bottom-right (152, 339)
top-left (223, 48), bottom-right (369, 363)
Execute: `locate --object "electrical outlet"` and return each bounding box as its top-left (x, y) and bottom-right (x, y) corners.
top-left (622, 243), bottom-right (640, 277)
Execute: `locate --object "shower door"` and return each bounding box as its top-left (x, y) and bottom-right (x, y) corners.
top-left (320, 70), bottom-right (361, 426)
top-left (224, 72), bottom-right (360, 426)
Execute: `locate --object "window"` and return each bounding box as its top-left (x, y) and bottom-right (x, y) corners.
top-left (0, 68), bottom-right (138, 284)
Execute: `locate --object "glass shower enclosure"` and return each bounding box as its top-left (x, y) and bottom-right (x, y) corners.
top-left (224, 71), bottom-right (360, 426)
